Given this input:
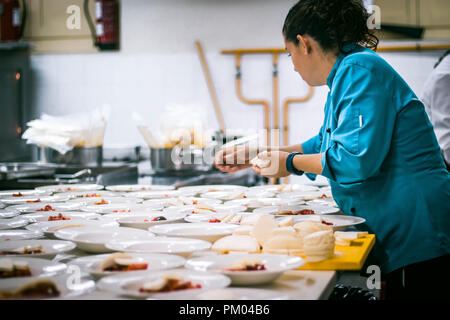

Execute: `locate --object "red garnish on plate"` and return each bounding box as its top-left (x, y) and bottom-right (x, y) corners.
top-left (300, 209), bottom-right (315, 215)
top-left (94, 199), bottom-right (108, 205)
top-left (209, 219), bottom-right (221, 223)
top-left (12, 192), bottom-right (24, 197)
top-left (37, 205), bottom-right (55, 211)
top-left (86, 193), bottom-right (101, 198)
top-left (151, 216), bottom-right (167, 222)
top-left (26, 198), bottom-right (41, 203)
top-left (48, 213), bottom-right (71, 221)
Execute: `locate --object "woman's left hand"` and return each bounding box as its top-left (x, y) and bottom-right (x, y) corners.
top-left (252, 151), bottom-right (291, 178)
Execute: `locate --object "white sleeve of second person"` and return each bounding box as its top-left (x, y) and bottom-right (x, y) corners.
top-left (421, 57), bottom-right (450, 163)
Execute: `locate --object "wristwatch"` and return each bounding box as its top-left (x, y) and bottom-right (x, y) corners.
top-left (286, 152), bottom-right (304, 175)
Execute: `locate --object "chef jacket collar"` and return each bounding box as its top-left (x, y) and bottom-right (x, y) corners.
top-left (326, 42), bottom-right (359, 89)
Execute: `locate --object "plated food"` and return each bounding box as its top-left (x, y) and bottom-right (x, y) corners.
top-left (185, 253), bottom-right (305, 285)
top-left (0, 240), bottom-right (76, 258)
top-left (35, 184), bottom-right (104, 193)
top-left (96, 269), bottom-right (230, 299)
top-left (0, 257), bottom-right (67, 279)
top-left (0, 218), bottom-right (29, 230)
top-left (115, 212), bottom-right (187, 230)
top-left (21, 211), bottom-right (100, 222)
top-left (70, 252), bottom-right (185, 278)
top-left (0, 194), bottom-right (70, 206)
top-left (253, 204), bottom-right (340, 215)
top-left (25, 220), bottom-right (119, 239)
top-left (8, 202), bottom-right (83, 213)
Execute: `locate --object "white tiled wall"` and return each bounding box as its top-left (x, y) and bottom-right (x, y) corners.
top-left (28, 0), bottom-right (446, 184)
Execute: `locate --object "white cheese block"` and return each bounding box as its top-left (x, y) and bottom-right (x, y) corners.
top-left (250, 214), bottom-right (278, 247)
top-left (212, 235), bottom-right (260, 253)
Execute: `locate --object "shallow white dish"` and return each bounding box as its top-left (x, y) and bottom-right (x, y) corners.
top-left (0, 209), bottom-right (20, 219)
top-left (21, 211), bottom-right (100, 223)
top-left (184, 213), bottom-right (248, 224)
top-left (279, 214), bottom-right (366, 231)
top-left (0, 257), bottom-right (67, 279)
top-left (25, 220), bottom-right (119, 239)
top-left (0, 194), bottom-right (71, 205)
top-left (106, 184), bottom-right (175, 192)
top-left (248, 184), bottom-right (320, 193)
top-left (97, 269), bottom-right (230, 299)
top-left (8, 202), bottom-right (83, 213)
top-left (0, 217), bottom-right (29, 230)
top-left (177, 185), bottom-right (248, 196)
top-left (35, 184), bottom-right (104, 193)
top-left (148, 223), bottom-right (238, 243)
top-left (69, 253), bottom-right (186, 278)
top-left (0, 189), bottom-right (50, 198)
top-left (0, 230), bottom-right (44, 241)
top-left (276, 190), bottom-right (326, 201)
top-left (54, 226), bottom-right (155, 253)
top-left (225, 197), bottom-right (305, 209)
top-left (0, 273), bottom-right (95, 299)
top-left (163, 204), bottom-right (247, 216)
top-left (63, 190), bottom-right (118, 199)
top-left (81, 203), bottom-right (164, 214)
top-left (185, 253), bottom-right (305, 286)
top-left (116, 212), bottom-right (187, 230)
top-left (0, 240), bottom-right (76, 258)
top-left (105, 237), bottom-right (211, 257)
top-left (253, 204), bottom-right (340, 215)
top-left (69, 196), bottom-right (142, 207)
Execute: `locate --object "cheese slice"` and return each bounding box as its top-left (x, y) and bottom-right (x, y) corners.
top-left (250, 214), bottom-right (278, 247)
top-left (277, 216), bottom-right (294, 227)
top-left (212, 235), bottom-right (260, 254)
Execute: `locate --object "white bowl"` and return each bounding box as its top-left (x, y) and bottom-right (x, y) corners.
top-left (0, 240), bottom-right (76, 259)
top-left (116, 212), bottom-right (187, 230)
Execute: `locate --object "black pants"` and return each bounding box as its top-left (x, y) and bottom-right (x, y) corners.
top-left (381, 254), bottom-right (450, 300)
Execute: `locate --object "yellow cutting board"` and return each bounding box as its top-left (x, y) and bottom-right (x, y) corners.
top-left (296, 234), bottom-right (376, 271)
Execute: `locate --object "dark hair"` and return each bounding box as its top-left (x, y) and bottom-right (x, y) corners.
top-left (282, 0), bottom-right (379, 53)
top-left (434, 50), bottom-right (450, 68)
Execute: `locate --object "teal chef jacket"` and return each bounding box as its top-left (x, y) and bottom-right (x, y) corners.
top-left (301, 43), bottom-right (450, 274)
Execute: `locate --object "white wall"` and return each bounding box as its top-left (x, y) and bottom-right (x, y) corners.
top-left (29, 0), bottom-right (446, 183)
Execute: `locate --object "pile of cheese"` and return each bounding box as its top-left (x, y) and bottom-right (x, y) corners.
top-left (211, 214), bottom-right (336, 262)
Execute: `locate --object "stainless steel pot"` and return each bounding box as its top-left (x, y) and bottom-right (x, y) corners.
top-left (38, 146), bottom-right (103, 167)
top-left (150, 145), bottom-right (214, 173)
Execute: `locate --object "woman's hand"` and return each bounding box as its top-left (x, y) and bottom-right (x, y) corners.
top-left (214, 145), bottom-right (256, 173)
top-left (252, 151), bottom-right (291, 178)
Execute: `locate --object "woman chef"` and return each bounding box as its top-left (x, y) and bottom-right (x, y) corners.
top-left (214, 0), bottom-right (450, 299)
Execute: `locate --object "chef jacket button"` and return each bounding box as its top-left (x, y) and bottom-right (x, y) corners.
top-left (350, 207), bottom-right (356, 214)
top-left (326, 128), bottom-right (331, 133)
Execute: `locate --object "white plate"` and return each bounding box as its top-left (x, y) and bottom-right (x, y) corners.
top-left (200, 191), bottom-right (251, 201)
top-left (0, 209), bottom-right (20, 219)
top-left (306, 198), bottom-right (339, 208)
top-left (35, 184), bottom-right (104, 193)
top-left (163, 204), bottom-right (246, 216)
top-left (276, 190), bottom-right (326, 201)
top-left (106, 237), bottom-right (211, 257)
top-left (253, 204), bottom-right (340, 215)
top-left (97, 269), bottom-right (230, 299)
top-left (279, 214), bottom-right (366, 231)
top-left (25, 220), bottom-right (119, 238)
top-left (116, 212), bottom-right (187, 230)
top-left (193, 287), bottom-right (290, 300)
top-left (69, 196), bottom-right (142, 206)
top-left (0, 217), bottom-right (29, 230)
top-left (8, 202), bottom-right (83, 213)
top-left (185, 253), bottom-right (305, 285)
top-left (248, 184), bottom-right (320, 193)
top-left (106, 185), bottom-right (175, 192)
top-left (81, 203), bottom-right (164, 214)
top-left (0, 230), bottom-right (44, 241)
top-left (54, 226), bottom-right (155, 253)
top-left (63, 190), bottom-right (118, 199)
top-left (124, 190), bottom-right (197, 199)
top-left (0, 194), bottom-right (71, 205)
top-left (148, 223), bottom-right (238, 243)
top-left (0, 240), bottom-right (76, 258)
top-left (225, 198), bottom-right (305, 209)
top-left (0, 257), bottom-right (67, 279)
top-left (184, 213), bottom-right (249, 224)
top-left (0, 273), bottom-right (95, 299)
top-left (0, 189), bottom-right (50, 198)
top-left (21, 211), bottom-right (100, 222)
top-left (177, 185), bottom-right (248, 195)
top-left (69, 253), bottom-right (186, 278)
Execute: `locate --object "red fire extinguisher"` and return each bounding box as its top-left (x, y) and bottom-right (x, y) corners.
top-left (0, 0), bottom-right (26, 42)
top-left (85, 0), bottom-right (119, 50)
